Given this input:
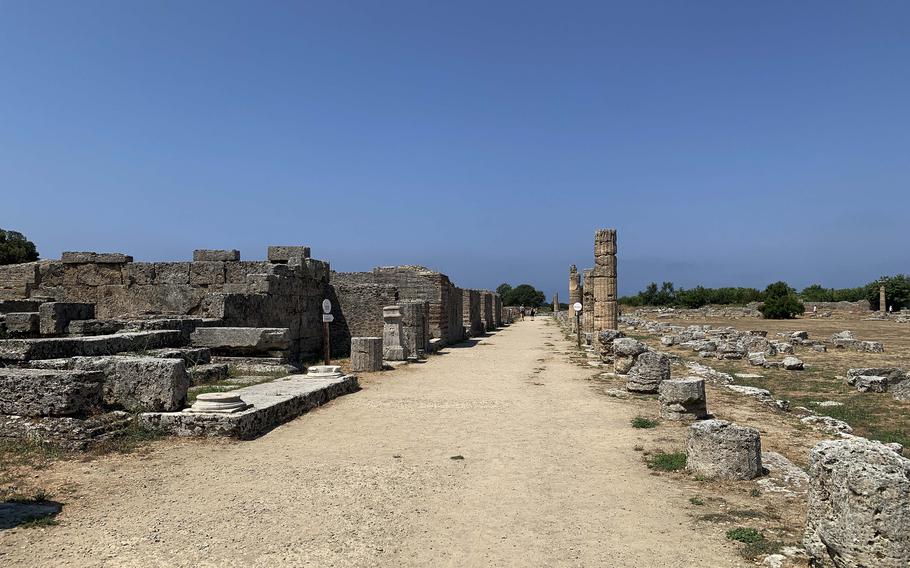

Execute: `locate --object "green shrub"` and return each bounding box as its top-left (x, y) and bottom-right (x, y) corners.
top-left (0, 228), bottom-right (39, 265)
top-left (631, 416), bottom-right (658, 429)
top-left (726, 527), bottom-right (763, 544)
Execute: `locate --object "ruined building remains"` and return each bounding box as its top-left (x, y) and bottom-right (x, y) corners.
top-left (593, 228), bottom-right (618, 331)
top-left (568, 265), bottom-right (581, 330)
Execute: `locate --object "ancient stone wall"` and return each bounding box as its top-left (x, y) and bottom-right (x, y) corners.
top-left (0, 248), bottom-right (329, 361)
top-left (480, 291), bottom-right (494, 331)
top-left (462, 289), bottom-right (483, 337)
top-left (327, 274), bottom-right (398, 356)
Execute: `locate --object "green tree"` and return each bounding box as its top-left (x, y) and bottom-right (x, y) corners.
top-left (866, 275), bottom-right (910, 311)
top-left (496, 283), bottom-right (513, 300)
top-left (0, 229), bottom-right (39, 265)
top-left (507, 284), bottom-right (546, 308)
top-left (759, 281), bottom-right (804, 319)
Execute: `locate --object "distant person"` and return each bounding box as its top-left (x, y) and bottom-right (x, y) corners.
top-left (889, 305), bottom-right (894, 314)
top-left (519, 306), bottom-right (525, 321)
top-left (530, 308), bottom-right (535, 320)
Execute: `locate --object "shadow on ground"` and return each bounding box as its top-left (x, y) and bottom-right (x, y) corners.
top-left (0, 500), bottom-right (63, 530)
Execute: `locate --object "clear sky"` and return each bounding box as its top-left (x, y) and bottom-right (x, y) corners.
top-left (2, 2), bottom-right (908, 300)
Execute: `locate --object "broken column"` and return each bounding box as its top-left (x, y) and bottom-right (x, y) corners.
top-left (804, 437), bottom-right (909, 568)
top-left (593, 228), bottom-right (618, 332)
top-left (880, 283), bottom-right (887, 313)
top-left (686, 420), bottom-right (762, 480)
top-left (568, 265), bottom-right (581, 330)
top-left (625, 350), bottom-right (669, 393)
top-left (552, 292), bottom-right (558, 314)
top-left (658, 378), bottom-right (707, 420)
top-left (382, 305), bottom-right (408, 361)
top-left (400, 300), bottom-right (429, 359)
top-left (350, 337), bottom-right (383, 372)
top-left (582, 269), bottom-right (594, 334)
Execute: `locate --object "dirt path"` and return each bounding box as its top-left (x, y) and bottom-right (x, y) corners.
top-left (1, 318), bottom-right (746, 567)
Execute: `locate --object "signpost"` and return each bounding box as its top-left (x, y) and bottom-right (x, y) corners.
top-left (322, 299), bottom-right (332, 365)
top-left (573, 302), bottom-right (583, 349)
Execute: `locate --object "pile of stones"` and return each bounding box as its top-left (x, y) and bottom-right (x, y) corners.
top-left (846, 367), bottom-right (910, 401)
top-left (829, 330), bottom-right (884, 352)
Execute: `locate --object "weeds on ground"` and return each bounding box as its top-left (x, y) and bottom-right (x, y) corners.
top-left (646, 451), bottom-right (687, 472)
top-left (726, 527), bottom-right (763, 543)
top-left (689, 497), bottom-right (705, 506)
top-left (631, 416), bottom-right (658, 429)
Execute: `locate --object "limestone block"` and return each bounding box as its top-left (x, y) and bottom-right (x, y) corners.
top-left (190, 327), bottom-right (290, 355)
top-left (39, 302), bottom-right (95, 335)
top-left (848, 367), bottom-right (906, 383)
top-left (0, 299), bottom-right (43, 314)
top-left (612, 338), bottom-right (647, 357)
top-left (67, 319), bottom-right (125, 336)
top-left (189, 262), bottom-right (226, 286)
top-left (781, 356), bottom-right (804, 371)
top-left (658, 378), bottom-right (707, 420)
top-left (5, 312), bottom-right (39, 335)
top-left (148, 347), bottom-right (212, 366)
top-left (0, 368), bottom-right (104, 417)
top-left (614, 355), bottom-right (634, 375)
top-left (152, 263), bottom-right (191, 285)
top-left (122, 263), bottom-right (156, 285)
top-left (686, 419), bottom-right (762, 480)
top-left (193, 249), bottom-right (240, 262)
top-left (804, 438), bottom-right (910, 568)
top-left (187, 363), bottom-right (229, 385)
top-left (0, 330), bottom-right (184, 362)
top-left (626, 351), bottom-right (670, 393)
top-left (63, 355), bottom-right (189, 412)
top-left (61, 252), bottom-right (133, 264)
top-left (267, 245), bottom-right (311, 263)
top-left (350, 337), bottom-right (382, 372)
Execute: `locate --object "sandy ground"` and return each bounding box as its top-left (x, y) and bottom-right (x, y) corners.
top-left (0, 318), bottom-right (747, 567)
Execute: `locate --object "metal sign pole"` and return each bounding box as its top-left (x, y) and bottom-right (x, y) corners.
top-left (576, 311), bottom-right (581, 349)
top-left (322, 299), bottom-right (333, 365)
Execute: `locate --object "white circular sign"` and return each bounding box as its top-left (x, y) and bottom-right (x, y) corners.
top-left (573, 302), bottom-right (582, 312)
top-left (322, 299), bottom-right (332, 314)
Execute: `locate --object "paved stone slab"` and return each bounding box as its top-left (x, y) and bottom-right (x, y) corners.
top-left (140, 375), bottom-right (358, 439)
top-left (190, 327), bottom-right (290, 354)
top-left (61, 251), bottom-right (133, 264)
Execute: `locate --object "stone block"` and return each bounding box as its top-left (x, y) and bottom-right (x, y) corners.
top-left (0, 330), bottom-right (183, 361)
top-left (626, 351), bottom-right (670, 393)
top-left (39, 302), bottom-right (95, 335)
top-left (658, 378), bottom-right (707, 420)
top-left (61, 252), bottom-right (133, 264)
top-left (67, 355), bottom-right (189, 412)
top-left (193, 249), bottom-right (240, 262)
top-left (67, 319), bottom-right (125, 336)
top-left (187, 363), bottom-right (230, 385)
top-left (0, 411), bottom-right (132, 451)
top-left (189, 262), bottom-right (226, 286)
top-left (0, 368), bottom-right (104, 417)
top-left (612, 338), bottom-right (648, 357)
top-left (122, 263), bottom-right (156, 285)
top-left (147, 347), bottom-right (212, 366)
top-left (0, 299), bottom-right (43, 314)
top-left (350, 337), bottom-right (382, 372)
top-left (804, 438), bottom-right (909, 568)
top-left (267, 246), bottom-right (311, 263)
top-left (686, 419), bottom-right (762, 480)
top-left (152, 263), bottom-right (190, 285)
top-left (854, 375), bottom-right (888, 393)
top-left (5, 312), bottom-right (39, 335)
top-left (190, 327), bottom-right (290, 355)
top-left (781, 356), bottom-right (804, 370)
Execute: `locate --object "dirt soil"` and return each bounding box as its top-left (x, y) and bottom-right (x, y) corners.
top-left (0, 318), bottom-right (756, 567)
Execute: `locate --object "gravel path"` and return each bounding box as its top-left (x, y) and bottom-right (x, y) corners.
top-left (1, 318), bottom-right (745, 567)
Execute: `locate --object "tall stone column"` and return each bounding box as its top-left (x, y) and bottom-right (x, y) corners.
top-left (568, 265), bottom-right (581, 330)
top-left (880, 284), bottom-right (887, 313)
top-left (552, 292), bottom-right (559, 314)
top-left (582, 268), bottom-right (594, 333)
top-left (593, 228), bottom-right (618, 331)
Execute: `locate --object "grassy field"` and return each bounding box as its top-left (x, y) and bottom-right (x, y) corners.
top-left (634, 310), bottom-right (910, 451)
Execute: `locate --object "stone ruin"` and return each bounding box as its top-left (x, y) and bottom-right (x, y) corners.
top-left (567, 264), bottom-right (581, 330)
top-left (565, 228), bottom-right (619, 337)
top-left (0, 248), bottom-right (506, 447)
top-left (686, 419), bottom-right (762, 480)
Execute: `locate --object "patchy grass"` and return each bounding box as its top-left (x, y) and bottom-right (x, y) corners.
top-left (631, 416), bottom-right (658, 429)
top-left (647, 451), bottom-right (687, 472)
top-left (726, 527), bottom-right (763, 544)
top-left (89, 420), bottom-right (165, 455)
top-left (20, 517), bottom-right (60, 529)
top-left (689, 497), bottom-right (705, 506)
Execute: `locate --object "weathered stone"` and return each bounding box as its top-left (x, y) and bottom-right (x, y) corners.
top-left (0, 330), bottom-right (183, 361)
top-left (686, 419), bottom-right (762, 480)
top-left (193, 249), bottom-right (240, 262)
top-left (187, 363), bottom-right (229, 385)
top-left (658, 378), bottom-right (707, 420)
top-left (848, 367), bottom-right (906, 383)
top-left (0, 368), bottom-right (104, 416)
top-left (612, 337), bottom-right (647, 357)
top-left (791, 331), bottom-right (809, 340)
top-left (0, 411), bottom-right (132, 451)
top-left (66, 319), bottom-right (125, 336)
top-left (804, 437), bottom-right (910, 568)
top-left (382, 305), bottom-right (409, 361)
top-left (782, 356), bottom-right (804, 371)
top-left (614, 355), bottom-right (634, 375)
top-left (39, 302), bottom-right (95, 335)
top-left (350, 337), bottom-right (382, 372)
top-left (0, 299), bottom-right (43, 314)
top-left (592, 228), bottom-right (618, 332)
top-left (148, 347), bottom-right (212, 365)
top-left (5, 312), bottom-right (39, 335)
top-left (190, 327), bottom-right (290, 355)
top-left (183, 392), bottom-right (250, 414)
top-left (306, 365), bottom-right (343, 378)
top-left (267, 245), bottom-right (311, 263)
top-left (61, 252), bottom-right (133, 264)
top-left (854, 375), bottom-right (888, 393)
top-left (29, 355), bottom-right (189, 412)
top-left (801, 415), bottom-right (853, 435)
top-left (626, 351), bottom-right (670, 393)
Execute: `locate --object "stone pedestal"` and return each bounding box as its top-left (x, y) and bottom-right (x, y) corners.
top-left (184, 392), bottom-right (251, 414)
top-left (382, 305), bottom-right (409, 361)
top-left (658, 378), bottom-right (707, 420)
top-left (307, 365), bottom-right (343, 378)
top-left (686, 420), bottom-right (762, 480)
top-left (350, 337), bottom-right (383, 372)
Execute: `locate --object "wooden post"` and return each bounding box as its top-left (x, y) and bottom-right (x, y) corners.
top-left (576, 310), bottom-right (582, 349)
top-left (323, 320), bottom-right (330, 365)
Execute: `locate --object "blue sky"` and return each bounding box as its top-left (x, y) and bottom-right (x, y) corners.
top-left (1, 2), bottom-right (908, 299)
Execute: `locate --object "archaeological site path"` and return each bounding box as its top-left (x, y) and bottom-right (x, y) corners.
top-left (1, 318), bottom-right (746, 567)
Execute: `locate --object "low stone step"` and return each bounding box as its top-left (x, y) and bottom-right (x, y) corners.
top-left (0, 330), bottom-right (184, 361)
top-left (140, 375), bottom-right (358, 439)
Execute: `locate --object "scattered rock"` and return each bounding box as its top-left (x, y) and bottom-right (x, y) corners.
top-left (658, 378), bottom-right (707, 421)
top-left (626, 351), bottom-right (670, 393)
top-left (800, 415), bottom-right (853, 436)
top-left (686, 419), bottom-right (762, 480)
top-left (781, 356), bottom-right (804, 371)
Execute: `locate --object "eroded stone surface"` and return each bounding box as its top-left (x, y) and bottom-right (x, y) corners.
top-left (626, 351), bottom-right (670, 393)
top-left (0, 368), bottom-right (104, 417)
top-left (686, 419), bottom-right (762, 480)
